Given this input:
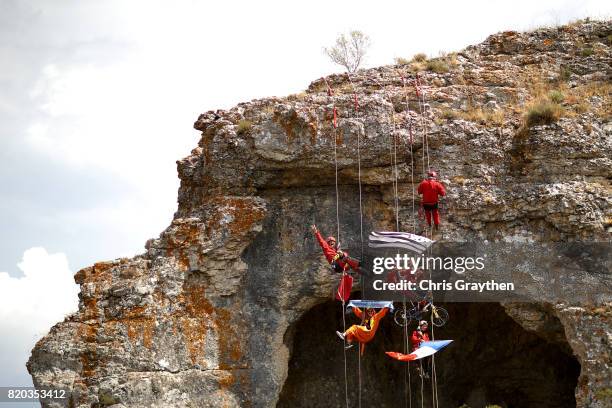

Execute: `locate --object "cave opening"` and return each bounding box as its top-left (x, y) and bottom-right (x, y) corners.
top-left (277, 299), bottom-right (580, 408)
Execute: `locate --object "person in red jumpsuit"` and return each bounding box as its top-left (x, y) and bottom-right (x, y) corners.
top-left (411, 320), bottom-right (432, 378)
top-left (411, 320), bottom-right (431, 349)
top-left (417, 170), bottom-right (446, 230)
top-left (311, 225), bottom-right (360, 273)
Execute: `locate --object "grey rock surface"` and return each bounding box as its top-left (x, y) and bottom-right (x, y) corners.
top-left (28, 20), bottom-right (611, 407)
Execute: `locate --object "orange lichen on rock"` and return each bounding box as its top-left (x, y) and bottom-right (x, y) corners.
top-left (273, 110), bottom-right (298, 142)
top-left (308, 120), bottom-right (318, 145)
top-left (74, 261), bottom-right (115, 303)
top-left (79, 350), bottom-right (97, 379)
top-left (104, 305), bottom-right (157, 350)
top-left (181, 317), bottom-right (209, 365)
top-left (77, 323), bottom-right (98, 345)
top-left (184, 284), bottom-right (214, 316)
top-left (175, 282), bottom-right (246, 368)
top-left (81, 297), bottom-right (99, 321)
top-left (75, 322), bottom-right (101, 391)
top-left (179, 283), bottom-right (214, 365)
top-left (205, 196), bottom-right (266, 237)
top-left (74, 260), bottom-right (107, 385)
top-left (125, 317), bottom-right (155, 349)
top-left (216, 306), bottom-right (245, 368)
top-left (218, 370), bottom-right (238, 408)
top-left (161, 221), bottom-right (203, 270)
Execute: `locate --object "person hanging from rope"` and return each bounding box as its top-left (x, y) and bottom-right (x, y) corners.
top-left (336, 306), bottom-right (389, 354)
top-left (417, 170), bottom-right (446, 231)
top-left (311, 225), bottom-right (361, 274)
top-left (411, 320), bottom-right (432, 379)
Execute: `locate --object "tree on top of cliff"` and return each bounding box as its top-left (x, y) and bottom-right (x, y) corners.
top-left (324, 30), bottom-right (371, 73)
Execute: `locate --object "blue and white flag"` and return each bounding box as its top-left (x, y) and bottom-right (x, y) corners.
top-left (368, 231), bottom-right (434, 254)
top-left (347, 300), bottom-right (395, 312)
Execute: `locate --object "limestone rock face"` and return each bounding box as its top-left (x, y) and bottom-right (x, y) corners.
top-left (28, 21), bottom-right (610, 407)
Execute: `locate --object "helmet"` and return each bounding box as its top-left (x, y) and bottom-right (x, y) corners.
top-left (419, 320), bottom-right (428, 326)
top-left (427, 170), bottom-right (437, 179)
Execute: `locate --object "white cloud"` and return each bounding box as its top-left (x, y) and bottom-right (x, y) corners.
top-left (0, 248), bottom-right (79, 385)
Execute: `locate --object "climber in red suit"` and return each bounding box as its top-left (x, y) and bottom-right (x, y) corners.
top-left (417, 170), bottom-right (446, 230)
top-left (412, 320), bottom-right (432, 378)
top-left (411, 320), bottom-right (431, 350)
top-left (311, 225), bottom-right (360, 274)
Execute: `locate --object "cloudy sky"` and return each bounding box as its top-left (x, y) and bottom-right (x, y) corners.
top-left (0, 0), bottom-right (609, 397)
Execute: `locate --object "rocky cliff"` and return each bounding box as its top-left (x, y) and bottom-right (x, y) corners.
top-left (28, 20), bottom-right (611, 407)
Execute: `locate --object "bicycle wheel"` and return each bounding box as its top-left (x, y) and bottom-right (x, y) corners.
top-left (431, 307), bottom-right (449, 327)
top-left (394, 309), bottom-right (409, 327)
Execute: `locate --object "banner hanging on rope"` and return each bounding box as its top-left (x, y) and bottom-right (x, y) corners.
top-left (368, 231), bottom-right (435, 254)
top-left (386, 340), bottom-right (453, 361)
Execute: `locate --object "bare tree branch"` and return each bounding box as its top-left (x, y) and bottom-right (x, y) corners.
top-left (324, 30), bottom-right (371, 73)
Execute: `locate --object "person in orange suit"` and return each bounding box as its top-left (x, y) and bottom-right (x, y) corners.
top-left (336, 307), bottom-right (389, 355)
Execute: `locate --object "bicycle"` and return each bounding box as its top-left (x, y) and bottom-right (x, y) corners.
top-left (393, 301), bottom-right (449, 327)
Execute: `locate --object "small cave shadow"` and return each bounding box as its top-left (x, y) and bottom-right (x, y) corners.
top-left (277, 298), bottom-right (580, 408)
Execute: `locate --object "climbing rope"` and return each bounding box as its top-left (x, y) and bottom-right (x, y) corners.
top-left (429, 293), bottom-right (439, 408)
top-left (401, 73), bottom-right (418, 234)
top-left (324, 76), bottom-right (350, 408)
top-left (369, 75), bottom-right (401, 231)
top-left (398, 70), bottom-right (419, 408)
top-left (346, 71), bottom-right (365, 408)
top-left (420, 359), bottom-right (425, 408)
top-left (402, 298), bottom-right (412, 408)
top-left (392, 114), bottom-right (400, 231)
top-left (324, 71), bottom-right (441, 408)
top-left (413, 70), bottom-right (441, 408)
top-left (341, 298), bottom-right (349, 408)
top-left (346, 73), bottom-right (365, 277)
top-left (414, 74), bottom-right (431, 178)
top-left (323, 77), bottom-right (342, 243)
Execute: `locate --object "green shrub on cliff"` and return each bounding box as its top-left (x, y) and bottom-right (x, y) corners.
top-left (524, 87), bottom-right (566, 127)
top-left (525, 100), bottom-right (564, 126)
top-left (548, 90), bottom-right (565, 103)
top-left (581, 47), bottom-right (594, 57)
top-left (426, 58), bottom-right (450, 73)
top-left (236, 119), bottom-right (253, 135)
top-left (412, 53), bottom-right (428, 62)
